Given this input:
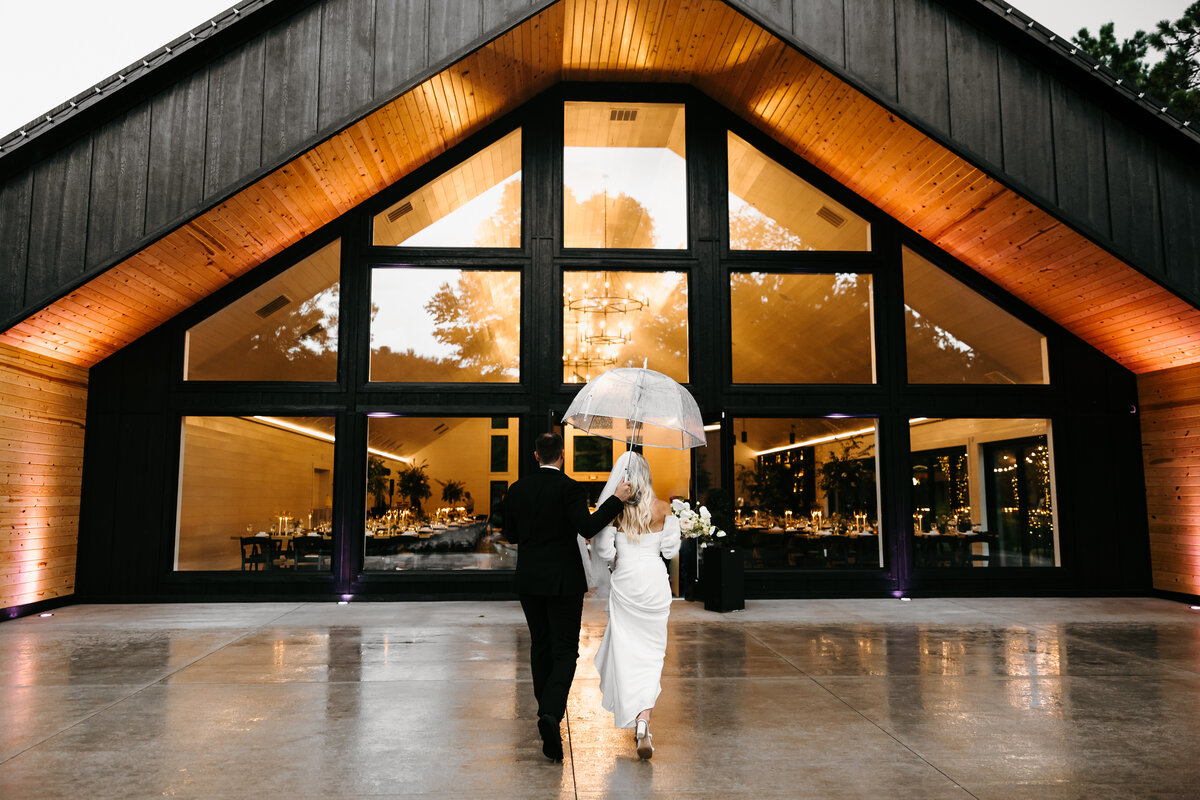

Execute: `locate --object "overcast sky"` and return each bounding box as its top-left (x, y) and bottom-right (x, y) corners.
top-left (0, 0), bottom-right (1192, 137)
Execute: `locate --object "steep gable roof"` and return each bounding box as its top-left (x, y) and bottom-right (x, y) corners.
top-left (0, 0), bottom-right (1197, 371)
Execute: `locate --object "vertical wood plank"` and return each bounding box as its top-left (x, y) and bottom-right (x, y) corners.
top-left (146, 69), bottom-right (209, 233)
top-left (735, 0), bottom-right (794, 34)
top-left (844, 0), bottom-right (896, 101)
top-left (1158, 148), bottom-right (1200, 300)
top-left (895, 0), bottom-right (949, 136)
top-left (945, 11), bottom-right (1002, 166)
top-left (262, 4), bottom-right (322, 166)
top-left (26, 140), bottom-right (93, 305)
top-left (373, 0), bottom-right (429, 95)
top-left (86, 105), bottom-right (152, 269)
top-left (997, 49), bottom-right (1055, 201)
top-left (1051, 78), bottom-right (1110, 239)
top-left (205, 39), bottom-right (265, 198)
top-left (319, 0), bottom-right (377, 129)
top-left (793, 0), bottom-right (845, 67)
top-left (484, 0), bottom-right (535, 31)
top-left (0, 170), bottom-right (32, 322)
top-left (1105, 113), bottom-right (1165, 273)
top-left (429, 0), bottom-right (484, 65)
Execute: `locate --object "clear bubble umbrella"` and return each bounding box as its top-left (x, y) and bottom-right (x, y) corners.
top-left (562, 367), bottom-right (705, 450)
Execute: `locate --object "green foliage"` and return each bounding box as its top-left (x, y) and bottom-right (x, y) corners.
top-left (1076, 3), bottom-right (1200, 119)
top-left (396, 461), bottom-right (432, 517)
top-left (737, 458), bottom-right (794, 515)
top-left (439, 478), bottom-right (466, 505)
top-left (1073, 22), bottom-right (1152, 84)
top-left (367, 456), bottom-right (391, 516)
top-left (818, 439), bottom-right (873, 516)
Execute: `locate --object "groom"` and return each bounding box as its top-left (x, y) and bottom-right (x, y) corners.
top-left (504, 431), bottom-right (632, 760)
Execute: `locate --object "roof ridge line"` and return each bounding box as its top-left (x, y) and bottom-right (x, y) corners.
top-left (973, 0), bottom-right (1196, 143)
top-left (0, 0), bottom-right (277, 158)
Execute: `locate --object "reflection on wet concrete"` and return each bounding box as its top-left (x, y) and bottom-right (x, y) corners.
top-left (0, 598), bottom-right (1197, 799)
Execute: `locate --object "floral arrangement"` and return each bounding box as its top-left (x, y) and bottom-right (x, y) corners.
top-left (671, 498), bottom-right (727, 544)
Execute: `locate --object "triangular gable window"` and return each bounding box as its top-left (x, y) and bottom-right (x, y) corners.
top-left (727, 132), bottom-right (870, 251)
top-left (184, 240), bottom-right (341, 382)
top-left (903, 248), bottom-right (1048, 385)
top-left (372, 129), bottom-right (522, 247)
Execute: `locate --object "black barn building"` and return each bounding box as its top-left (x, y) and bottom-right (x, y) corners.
top-left (2, 0), bottom-right (1199, 616)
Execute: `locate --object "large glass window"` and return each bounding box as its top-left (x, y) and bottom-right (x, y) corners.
top-left (727, 132), bottom-right (870, 251)
top-left (176, 416), bottom-right (335, 571)
top-left (564, 102), bottom-right (686, 249)
top-left (364, 416), bottom-right (518, 571)
top-left (909, 418), bottom-right (1058, 568)
top-left (563, 270), bottom-right (688, 383)
top-left (904, 248), bottom-right (1048, 384)
top-left (184, 240), bottom-right (340, 381)
top-left (370, 268), bottom-right (520, 382)
top-left (372, 129), bottom-right (522, 247)
top-left (730, 272), bottom-right (875, 383)
top-left (732, 418), bottom-right (882, 569)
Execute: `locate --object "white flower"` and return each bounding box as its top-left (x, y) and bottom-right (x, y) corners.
top-left (715, 530), bottom-right (726, 538)
top-left (699, 506), bottom-right (711, 522)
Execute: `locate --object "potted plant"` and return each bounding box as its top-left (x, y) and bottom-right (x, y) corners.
top-left (396, 461), bottom-right (432, 520)
top-left (367, 456), bottom-right (392, 517)
top-left (818, 439), bottom-right (872, 516)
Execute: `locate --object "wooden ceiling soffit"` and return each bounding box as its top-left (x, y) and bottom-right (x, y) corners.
top-left (2, 0), bottom-right (1196, 374)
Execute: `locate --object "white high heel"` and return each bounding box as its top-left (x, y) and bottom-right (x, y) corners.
top-left (635, 719), bottom-right (654, 760)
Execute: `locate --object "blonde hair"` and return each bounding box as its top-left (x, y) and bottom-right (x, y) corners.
top-left (616, 452), bottom-right (656, 542)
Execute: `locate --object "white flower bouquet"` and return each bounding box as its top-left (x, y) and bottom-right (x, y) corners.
top-left (671, 498), bottom-right (726, 544)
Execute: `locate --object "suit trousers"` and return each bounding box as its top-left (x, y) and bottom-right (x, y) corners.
top-left (519, 592), bottom-right (585, 721)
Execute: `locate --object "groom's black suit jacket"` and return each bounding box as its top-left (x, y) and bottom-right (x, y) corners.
top-left (504, 466), bottom-right (624, 596)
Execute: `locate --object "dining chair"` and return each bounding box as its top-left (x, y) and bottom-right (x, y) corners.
top-left (240, 537), bottom-right (271, 571)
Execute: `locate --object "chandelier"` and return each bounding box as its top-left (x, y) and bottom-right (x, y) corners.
top-left (563, 272), bottom-right (647, 380)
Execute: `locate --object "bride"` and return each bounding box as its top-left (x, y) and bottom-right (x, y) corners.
top-left (590, 450), bottom-right (681, 760)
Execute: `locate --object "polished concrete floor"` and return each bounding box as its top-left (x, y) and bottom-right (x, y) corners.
top-left (2, 597), bottom-right (1199, 799)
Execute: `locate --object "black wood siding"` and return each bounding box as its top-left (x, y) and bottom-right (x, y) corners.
top-left (86, 106), bottom-right (151, 267)
top-left (1, 0), bottom-right (1197, 336)
top-left (0, 171), bottom-right (32, 320)
top-left (318, 0), bottom-right (377, 129)
top-left (147, 70), bottom-right (209, 233)
top-left (204, 40), bottom-right (266, 200)
top-left (945, 10), bottom-right (1003, 166)
top-left (25, 141), bottom-right (92, 307)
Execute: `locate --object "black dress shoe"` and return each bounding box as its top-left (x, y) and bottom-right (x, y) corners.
top-left (537, 713), bottom-right (563, 761)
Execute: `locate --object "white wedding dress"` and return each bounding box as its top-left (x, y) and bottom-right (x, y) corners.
top-left (592, 513), bottom-right (681, 729)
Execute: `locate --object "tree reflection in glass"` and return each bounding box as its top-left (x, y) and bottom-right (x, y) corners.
top-left (903, 248), bottom-right (1048, 384)
top-left (370, 269), bottom-right (520, 382)
top-left (730, 272), bottom-right (874, 383)
top-left (184, 240), bottom-right (341, 381)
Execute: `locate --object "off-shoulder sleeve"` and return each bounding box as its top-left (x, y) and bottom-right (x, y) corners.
top-left (594, 524), bottom-right (617, 562)
top-left (660, 515), bottom-right (681, 560)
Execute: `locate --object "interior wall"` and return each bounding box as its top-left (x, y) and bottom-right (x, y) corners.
top-left (1138, 364), bottom-right (1200, 597)
top-left (176, 417), bottom-right (335, 570)
top-left (0, 342), bottom-right (88, 612)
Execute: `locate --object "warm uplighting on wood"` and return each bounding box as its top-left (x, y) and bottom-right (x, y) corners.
top-left (0, 343), bottom-right (87, 609)
top-left (1138, 364), bottom-right (1200, 596)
